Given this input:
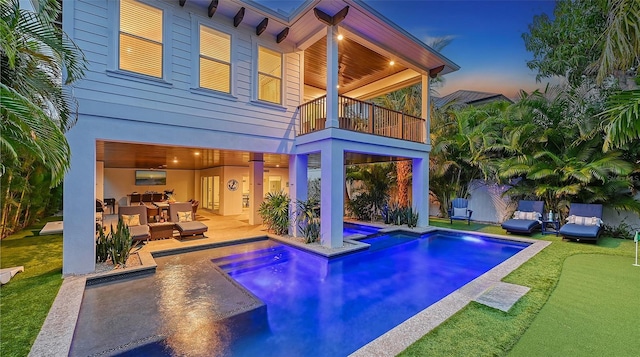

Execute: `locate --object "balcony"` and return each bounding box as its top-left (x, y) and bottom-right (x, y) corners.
top-left (298, 95), bottom-right (425, 143)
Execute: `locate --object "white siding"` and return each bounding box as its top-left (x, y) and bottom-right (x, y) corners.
top-left (70, 0), bottom-right (300, 149)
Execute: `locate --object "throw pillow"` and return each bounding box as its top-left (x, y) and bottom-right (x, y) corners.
top-left (121, 214), bottom-right (140, 226)
top-left (513, 211), bottom-right (539, 220)
top-left (453, 207), bottom-right (467, 217)
top-left (178, 211), bottom-right (192, 222)
top-left (567, 215), bottom-right (601, 226)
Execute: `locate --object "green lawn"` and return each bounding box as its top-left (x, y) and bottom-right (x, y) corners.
top-left (400, 218), bottom-right (636, 356)
top-left (509, 254), bottom-right (640, 356)
top-left (0, 217), bottom-right (64, 357)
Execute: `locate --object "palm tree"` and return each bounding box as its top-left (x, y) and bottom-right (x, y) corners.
top-left (593, 0), bottom-right (640, 151)
top-left (498, 87), bottom-right (640, 218)
top-left (429, 101), bottom-right (505, 216)
top-left (1, 0), bottom-right (86, 185)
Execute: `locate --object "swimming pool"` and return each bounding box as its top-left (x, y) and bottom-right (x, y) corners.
top-left (71, 231), bottom-right (528, 356)
top-left (342, 222), bottom-right (381, 236)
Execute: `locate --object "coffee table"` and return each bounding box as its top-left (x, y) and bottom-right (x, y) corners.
top-left (148, 222), bottom-right (176, 240)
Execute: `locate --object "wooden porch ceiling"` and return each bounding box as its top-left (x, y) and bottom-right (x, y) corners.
top-left (97, 141), bottom-right (407, 170)
top-left (304, 36), bottom-right (409, 95)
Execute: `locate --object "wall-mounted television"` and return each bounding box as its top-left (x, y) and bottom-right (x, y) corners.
top-left (135, 170), bottom-right (166, 186)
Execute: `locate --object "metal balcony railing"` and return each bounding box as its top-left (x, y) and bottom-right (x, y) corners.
top-left (298, 95), bottom-right (425, 143)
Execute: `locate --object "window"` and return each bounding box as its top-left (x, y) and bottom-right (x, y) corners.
top-left (119, 0), bottom-right (163, 78)
top-left (199, 26), bottom-right (231, 93)
top-left (258, 46), bottom-right (282, 104)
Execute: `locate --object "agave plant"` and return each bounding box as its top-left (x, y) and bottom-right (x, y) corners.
top-left (108, 218), bottom-right (134, 267)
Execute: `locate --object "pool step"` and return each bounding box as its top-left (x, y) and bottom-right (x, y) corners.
top-left (213, 245), bottom-right (291, 275)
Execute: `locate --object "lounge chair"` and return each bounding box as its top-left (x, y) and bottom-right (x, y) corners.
top-left (448, 198), bottom-right (473, 225)
top-left (118, 205), bottom-right (151, 241)
top-left (501, 200), bottom-right (544, 235)
top-left (558, 203), bottom-right (604, 241)
top-left (169, 202), bottom-right (208, 238)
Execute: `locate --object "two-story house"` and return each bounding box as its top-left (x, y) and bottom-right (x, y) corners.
top-left (62, 0), bottom-right (459, 274)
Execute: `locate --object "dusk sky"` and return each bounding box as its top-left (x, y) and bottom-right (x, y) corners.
top-left (363, 0), bottom-right (559, 99)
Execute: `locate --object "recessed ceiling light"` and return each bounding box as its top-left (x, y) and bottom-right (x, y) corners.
top-left (337, 34), bottom-right (344, 41)
top-left (389, 60), bottom-right (395, 66)
top-left (194, 152), bottom-right (200, 156)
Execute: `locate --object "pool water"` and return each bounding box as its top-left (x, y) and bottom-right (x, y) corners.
top-left (222, 232), bottom-right (527, 356)
top-left (75, 231), bottom-right (528, 357)
top-left (342, 222), bottom-right (381, 236)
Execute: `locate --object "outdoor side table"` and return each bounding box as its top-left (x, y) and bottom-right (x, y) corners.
top-left (541, 220), bottom-right (560, 236)
top-left (148, 222), bottom-right (176, 240)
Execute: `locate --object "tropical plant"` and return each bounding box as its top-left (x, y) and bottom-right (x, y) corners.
top-left (429, 101), bottom-right (506, 216)
top-left (406, 207), bottom-right (419, 228)
top-left (1, 0), bottom-right (85, 237)
top-left (1, 0), bottom-right (86, 184)
top-left (496, 86), bottom-right (640, 219)
top-left (107, 219), bottom-right (135, 267)
top-left (258, 191), bottom-right (290, 235)
top-left (96, 225), bottom-right (109, 263)
top-left (346, 163), bottom-right (394, 221)
top-left (296, 197), bottom-right (320, 243)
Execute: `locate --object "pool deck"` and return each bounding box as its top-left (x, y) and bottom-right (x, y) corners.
top-left (29, 219), bottom-right (549, 357)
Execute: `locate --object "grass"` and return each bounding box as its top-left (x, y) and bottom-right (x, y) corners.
top-left (509, 254), bottom-right (640, 356)
top-left (0, 217), bottom-right (64, 357)
top-left (399, 218), bottom-right (635, 356)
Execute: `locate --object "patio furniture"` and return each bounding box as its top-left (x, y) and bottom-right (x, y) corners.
top-left (129, 193), bottom-right (141, 205)
top-left (448, 198), bottom-right (473, 225)
top-left (148, 222), bottom-right (176, 240)
top-left (558, 203), bottom-right (604, 242)
top-left (169, 202), bottom-right (208, 238)
top-left (501, 200), bottom-right (544, 235)
top-left (118, 205), bottom-right (151, 241)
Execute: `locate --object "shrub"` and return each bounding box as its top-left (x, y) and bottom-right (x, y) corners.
top-left (296, 197), bottom-right (320, 243)
top-left (602, 219), bottom-right (639, 240)
top-left (109, 218), bottom-right (134, 267)
top-left (259, 191), bottom-right (290, 235)
top-left (347, 192), bottom-right (376, 221)
top-left (96, 225), bottom-right (109, 263)
top-left (95, 218), bottom-right (136, 267)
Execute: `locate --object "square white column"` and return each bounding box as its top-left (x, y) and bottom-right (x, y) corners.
top-left (326, 25), bottom-right (339, 128)
top-left (63, 128), bottom-right (97, 275)
top-left (320, 141), bottom-right (344, 247)
top-left (249, 154), bottom-right (264, 225)
top-left (422, 74), bottom-right (430, 145)
top-left (289, 154), bottom-right (308, 237)
top-left (412, 157), bottom-right (430, 227)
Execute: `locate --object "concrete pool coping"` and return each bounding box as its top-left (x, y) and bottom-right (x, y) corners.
top-left (29, 227), bottom-right (549, 357)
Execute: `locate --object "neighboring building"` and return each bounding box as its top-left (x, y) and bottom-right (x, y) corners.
top-left (62, 0), bottom-right (459, 274)
top-left (434, 89), bottom-right (512, 108)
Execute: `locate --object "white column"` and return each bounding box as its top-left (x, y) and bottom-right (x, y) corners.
top-left (422, 74), bottom-right (430, 145)
top-left (412, 157), bottom-right (430, 227)
top-left (63, 127), bottom-right (97, 275)
top-left (326, 25), bottom-right (339, 128)
top-left (320, 141), bottom-right (344, 247)
top-left (249, 153), bottom-right (264, 225)
top-left (288, 154), bottom-right (308, 237)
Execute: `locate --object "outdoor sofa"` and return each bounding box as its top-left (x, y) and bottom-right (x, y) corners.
top-left (501, 200), bottom-right (544, 235)
top-left (558, 203), bottom-right (604, 241)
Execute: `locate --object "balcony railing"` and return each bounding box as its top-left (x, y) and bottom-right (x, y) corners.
top-left (298, 95), bottom-right (425, 143)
